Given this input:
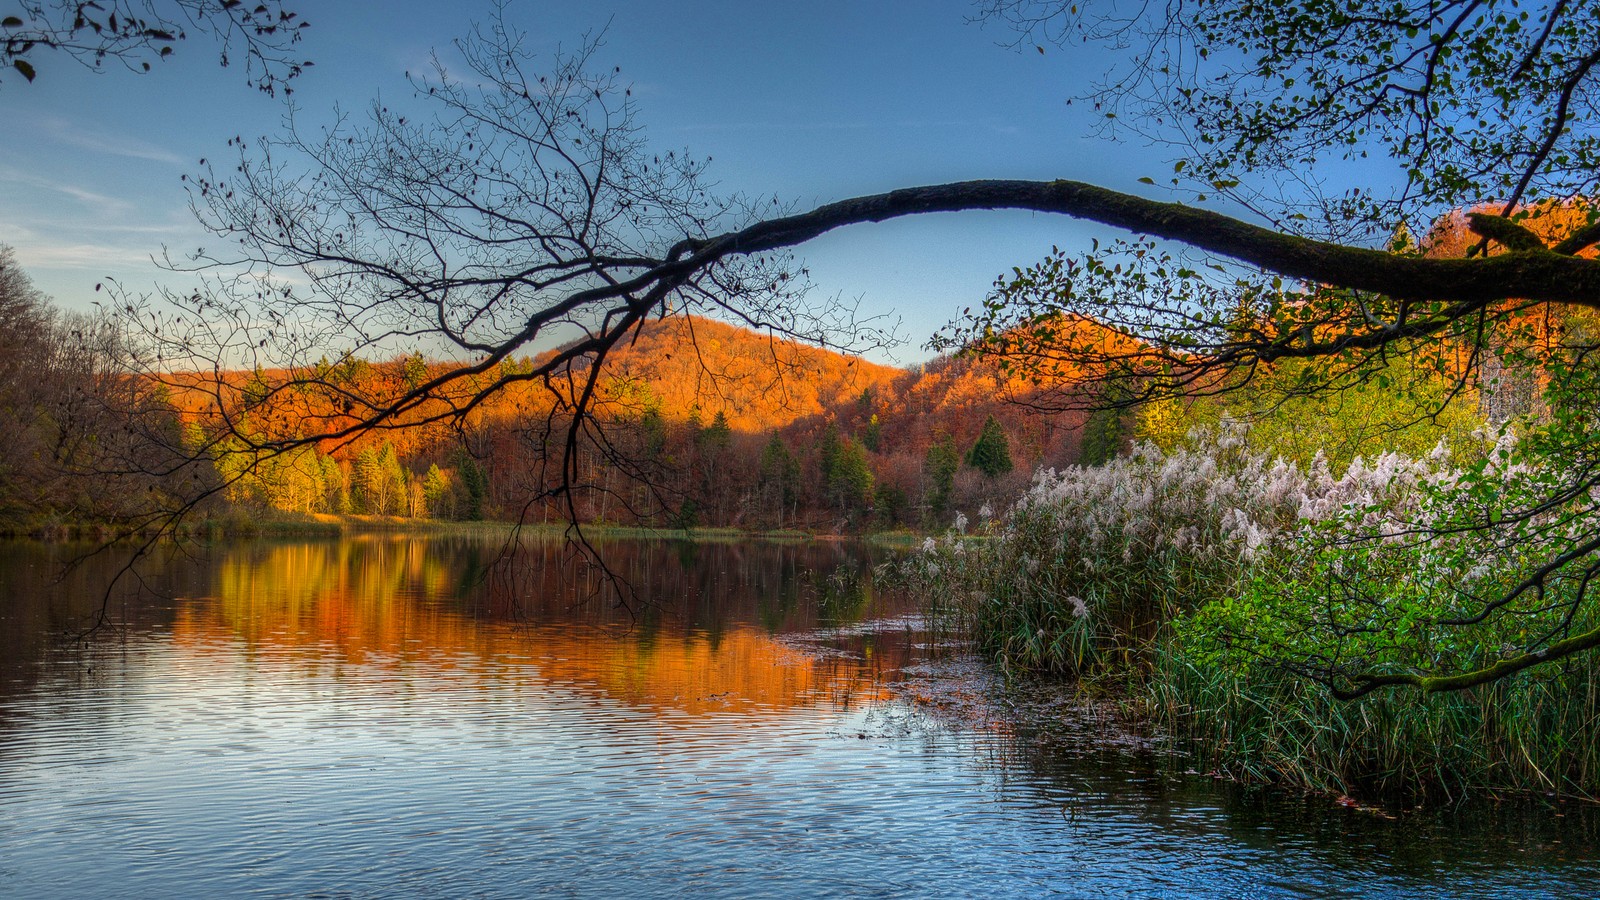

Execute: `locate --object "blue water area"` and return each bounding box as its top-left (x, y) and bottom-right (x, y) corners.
top-left (0, 536), bottom-right (1594, 898)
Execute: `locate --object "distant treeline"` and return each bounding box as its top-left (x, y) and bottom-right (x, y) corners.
top-left (2, 247), bottom-right (1107, 534)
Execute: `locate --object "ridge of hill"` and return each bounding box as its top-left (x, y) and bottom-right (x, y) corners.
top-left (165, 312), bottom-right (1101, 473)
top-left (569, 314), bottom-right (1097, 470)
top-left (156, 311), bottom-right (1109, 528)
top-left (554, 315), bottom-right (904, 433)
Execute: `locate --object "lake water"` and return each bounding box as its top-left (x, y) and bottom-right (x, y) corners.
top-left (1, 535), bottom-right (1597, 898)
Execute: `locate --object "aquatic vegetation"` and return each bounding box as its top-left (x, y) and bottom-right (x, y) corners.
top-left (907, 422), bottom-right (1600, 799)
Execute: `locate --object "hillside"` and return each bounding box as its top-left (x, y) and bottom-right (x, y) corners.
top-left (151, 311), bottom-right (1108, 529)
top-left (549, 315), bottom-right (904, 433)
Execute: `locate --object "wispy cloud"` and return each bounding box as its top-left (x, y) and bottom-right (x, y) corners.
top-left (671, 117), bottom-right (1019, 135)
top-left (7, 240), bottom-right (162, 272)
top-left (54, 221), bottom-right (190, 237)
top-left (0, 220), bottom-right (193, 282)
top-left (0, 164), bottom-right (130, 210)
top-left (32, 116), bottom-right (184, 165)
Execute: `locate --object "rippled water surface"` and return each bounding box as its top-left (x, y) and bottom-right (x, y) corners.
top-left (2, 536), bottom-right (1597, 898)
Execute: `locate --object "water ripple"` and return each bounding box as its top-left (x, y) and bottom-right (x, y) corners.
top-left (1, 538), bottom-right (1596, 898)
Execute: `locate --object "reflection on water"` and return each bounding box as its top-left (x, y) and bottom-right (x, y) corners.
top-left (0, 536), bottom-right (1596, 898)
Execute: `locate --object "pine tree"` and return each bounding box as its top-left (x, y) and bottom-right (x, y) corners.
top-left (818, 422), bottom-right (842, 486)
top-left (321, 454), bottom-right (349, 514)
top-left (377, 443), bottom-right (409, 515)
top-left (352, 447), bottom-right (383, 513)
top-left (699, 410), bottom-right (732, 454)
top-left (640, 406), bottom-right (666, 461)
top-left (1080, 407), bottom-right (1128, 467)
top-left (825, 436), bottom-right (874, 518)
top-left (422, 464), bottom-right (452, 519)
top-left (759, 432), bottom-right (799, 526)
top-left (449, 447), bottom-right (487, 520)
top-left (966, 415), bottom-right (1014, 478)
top-left (862, 414), bottom-right (882, 453)
top-left (924, 436), bottom-right (959, 519)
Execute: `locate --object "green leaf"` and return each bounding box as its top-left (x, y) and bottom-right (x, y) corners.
top-left (13, 59), bottom-right (34, 82)
top-left (1, 16), bottom-right (22, 27)
top-left (1138, 176), bottom-right (1155, 185)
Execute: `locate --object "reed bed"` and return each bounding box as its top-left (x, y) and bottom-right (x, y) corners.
top-left (903, 424), bottom-right (1600, 800)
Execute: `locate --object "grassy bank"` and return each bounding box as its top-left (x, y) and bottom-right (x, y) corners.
top-left (902, 425), bottom-right (1600, 802)
top-left (0, 512), bottom-right (508, 542)
top-left (1, 511), bottom-right (862, 545)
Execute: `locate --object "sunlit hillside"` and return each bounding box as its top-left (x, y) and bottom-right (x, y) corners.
top-left (562, 315), bottom-right (904, 433)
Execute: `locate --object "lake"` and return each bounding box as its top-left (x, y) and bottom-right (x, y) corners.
top-left (1, 535), bottom-right (1596, 898)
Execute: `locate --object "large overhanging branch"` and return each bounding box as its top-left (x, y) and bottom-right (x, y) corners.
top-left (683, 179), bottom-right (1600, 307)
top-left (232, 177), bottom-right (1600, 450)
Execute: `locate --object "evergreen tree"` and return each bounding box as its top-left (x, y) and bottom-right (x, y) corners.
top-left (640, 406), bottom-right (667, 461)
top-left (377, 443), bottom-right (409, 515)
top-left (818, 422), bottom-right (842, 486)
top-left (824, 436), bottom-right (874, 518)
top-left (873, 482), bottom-right (906, 528)
top-left (1080, 406), bottom-right (1128, 467)
top-left (321, 454), bottom-right (349, 514)
top-left (698, 409), bottom-right (732, 454)
top-left (924, 436), bottom-right (960, 519)
top-left (966, 415), bottom-right (1014, 478)
top-left (758, 432), bottom-right (799, 525)
top-left (1080, 383), bottom-right (1134, 467)
top-left (422, 464), bottom-right (453, 519)
top-left (351, 447), bottom-right (383, 513)
top-left (861, 414), bottom-right (882, 453)
top-left (449, 446), bottom-right (487, 520)
top-left (669, 497), bottom-right (701, 531)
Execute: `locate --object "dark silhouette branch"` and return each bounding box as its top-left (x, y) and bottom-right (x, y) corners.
top-left (2, 0), bottom-right (310, 93)
top-left (694, 180), bottom-right (1600, 307)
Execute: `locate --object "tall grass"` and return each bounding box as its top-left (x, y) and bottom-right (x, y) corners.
top-left (905, 423), bottom-right (1600, 800)
top-left (1154, 639), bottom-right (1600, 798)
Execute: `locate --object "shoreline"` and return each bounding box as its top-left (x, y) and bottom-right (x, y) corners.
top-left (0, 512), bottom-right (928, 547)
top-left (0, 513), bottom-right (934, 545)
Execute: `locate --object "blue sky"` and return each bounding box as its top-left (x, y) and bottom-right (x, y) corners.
top-left (1, 0), bottom-right (1167, 364)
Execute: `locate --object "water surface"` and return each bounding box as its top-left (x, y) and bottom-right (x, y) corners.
top-left (1, 536), bottom-right (1595, 898)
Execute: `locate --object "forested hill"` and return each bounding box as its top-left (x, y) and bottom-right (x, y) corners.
top-left (180, 313), bottom-right (1103, 530)
top-left (0, 253), bottom-right (1106, 532)
top-left (521, 314), bottom-right (1095, 529)
top-left (545, 315), bottom-right (903, 433)
top-left (548, 313), bottom-right (1089, 454)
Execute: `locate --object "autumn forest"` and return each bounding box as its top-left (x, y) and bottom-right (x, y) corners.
top-left (0, 245), bottom-right (1099, 535)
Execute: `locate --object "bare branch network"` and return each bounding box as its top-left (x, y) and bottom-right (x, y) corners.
top-left (2, 0), bottom-right (310, 91)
